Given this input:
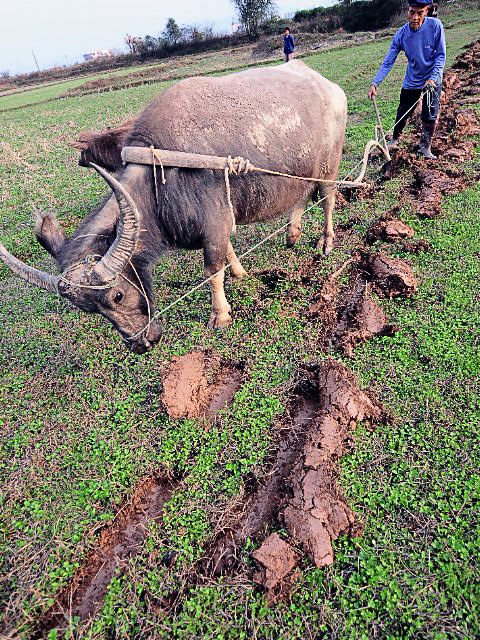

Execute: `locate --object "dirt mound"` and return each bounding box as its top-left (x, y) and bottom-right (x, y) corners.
top-left (161, 352), bottom-right (209, 418)
top-left (366, 209), bottom-right (415, 245)
top-left (306, 278), bottom-right (339, 349)
top-left (452, 40), bottom-right (480, 71)
top-left (37, 474), bottom-right (176, 634)
top-left (359, 251), bottom-right (417, 299)
top-left (161, 352), bottom-right (242, 419)
top-left (411, 169), bottom-right (467, 219)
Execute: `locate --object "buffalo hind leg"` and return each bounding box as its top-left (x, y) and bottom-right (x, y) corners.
top-left (286, 197), bottom-right (310, 248)
top-left (227, 241), bottom-right (247, 279)
top-left (316, 184), bottom-right (335, 255)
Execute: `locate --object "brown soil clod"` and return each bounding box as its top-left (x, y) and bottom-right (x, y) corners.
top-left (411, 169), bottom-right (467, 219)
top-left (366, 209), bottom-right (415, 245)
top-left (283, 360), bottom-right (387, 568)
top-left (200, 360), bottom-right (388, 599)
top-left (252, 533), bottom-right (300, 590)
top-left (160, 352), bottom-right (242, 419)
top-left (359, 251), bottom-right (417, 299)
top-left (306, 278), bottom-right (339, 350)
top-left (205, 389), bottom-right (320, 578)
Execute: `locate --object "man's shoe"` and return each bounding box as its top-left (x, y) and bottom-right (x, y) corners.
top-left (418, 122), bottom-right (437, 159)
top-left (388, 137), bottom-right (400, 150)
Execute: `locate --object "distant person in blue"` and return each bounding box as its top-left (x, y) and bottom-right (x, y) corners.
top-left (284, 27), bottom-right (295, 62)
top-left (368, 0), bottom-right (446, 159)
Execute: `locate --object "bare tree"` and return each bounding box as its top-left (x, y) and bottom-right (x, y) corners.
top-left (231, 0), bottom-right (276, 38)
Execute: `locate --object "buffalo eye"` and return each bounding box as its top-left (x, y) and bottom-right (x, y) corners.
top-left (113, 291), bottom-right (124, 304)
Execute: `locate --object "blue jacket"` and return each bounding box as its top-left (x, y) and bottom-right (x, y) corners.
top-left (284, 34), bottom-right (295, 54)
top-left (372, 17), bottom-right (446, 89)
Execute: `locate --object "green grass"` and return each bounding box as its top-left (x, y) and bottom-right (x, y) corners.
top-left (0, 13), bottom-right (479, 639)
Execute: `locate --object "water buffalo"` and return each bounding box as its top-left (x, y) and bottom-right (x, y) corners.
top-left (0, 61), bottom-right (347, 354)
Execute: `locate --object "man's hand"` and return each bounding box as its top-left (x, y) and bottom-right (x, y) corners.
top-left (368, 84), bottom-right (377, 100)
top-left (424, 78), bottom-right (435, 88)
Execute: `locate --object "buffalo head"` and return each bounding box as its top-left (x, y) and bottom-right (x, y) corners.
top-left (0, 164), bottom-right (162, 354)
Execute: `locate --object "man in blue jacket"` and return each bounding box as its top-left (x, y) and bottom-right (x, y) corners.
top-left (284, 27), bottom-right (295, 62)
top-left (368, 0), bottom-right (446, 159)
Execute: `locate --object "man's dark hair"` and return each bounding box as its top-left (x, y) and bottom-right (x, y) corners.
top-left (284, 27), bottom-right (290, 32)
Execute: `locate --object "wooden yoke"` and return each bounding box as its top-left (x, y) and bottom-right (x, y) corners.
top-left (121, 147), bottom-right (229, 171)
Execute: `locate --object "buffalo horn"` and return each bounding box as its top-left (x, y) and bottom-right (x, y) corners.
top-left (0, 241), bottom-right (59, 293)
top-left (90, 163), bottom-right (140, 282)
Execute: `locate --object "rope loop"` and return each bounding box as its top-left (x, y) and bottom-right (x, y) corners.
top-left (226, 155), bottom-right (254, 175)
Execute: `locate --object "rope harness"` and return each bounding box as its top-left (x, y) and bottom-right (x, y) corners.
top-left (127, 89), bottom-right (426, 342)
top-left (133, 138), bottom-right (384, 236)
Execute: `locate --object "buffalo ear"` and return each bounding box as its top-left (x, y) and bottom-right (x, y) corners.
top-left (34, 211), bottom-right (67, 258)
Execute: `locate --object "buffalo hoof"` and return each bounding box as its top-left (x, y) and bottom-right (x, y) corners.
top-left (286, 230), bottom-right (301, 248)
top-left (231, 265), bottom-right (247, 280)
top-left (208, 311), bottom-right (232, 329)
top-left (316, 234), bottom-right (334, 256)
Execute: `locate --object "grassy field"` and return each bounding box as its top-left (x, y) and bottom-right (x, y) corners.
top-left (1, 10), bottom-right (479, 639)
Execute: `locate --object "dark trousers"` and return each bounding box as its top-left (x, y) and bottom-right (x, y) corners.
top-left (393, 83), bottom-right (442, 139)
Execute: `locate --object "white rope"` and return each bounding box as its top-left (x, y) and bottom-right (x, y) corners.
top-left (128, 90), bottom-right (427, 342)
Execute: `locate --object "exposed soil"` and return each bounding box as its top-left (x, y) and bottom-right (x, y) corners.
top-left (36, 474), bottom-right (176, 634)
top-left (334, 273), bottom-right (398, 357)
top-left (411, 168), bottom-right (468, 219)
top-left (37, 356), bottom-right (242, 635)
top-left (359, 250), bottom-right (418, 299)
top-left (204, 388), bottom-right (320, 578)
top-left (306, 277), bottom-right (339, 348)
top-left (283, 360), bottom-right (387, 569)
top-left (252, 534), bottom-right (300, 590)
top-left (160, 352), bottom-right (243, 420)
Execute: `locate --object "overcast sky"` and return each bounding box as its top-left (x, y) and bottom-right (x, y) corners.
top-left (1, 0), bottom-right (333, 75)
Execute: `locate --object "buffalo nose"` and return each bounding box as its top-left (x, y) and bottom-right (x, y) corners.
top-left (129, 322), bottom-right (162, 354)
top-left (145, 320), bottom-right (163, 345)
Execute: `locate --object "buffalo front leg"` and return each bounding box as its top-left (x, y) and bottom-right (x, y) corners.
top-left (227, 241), bottom-right (247, 279)
top-left (206, 267), bottom-right (232, 328)
top-left (316, 185), bottom-right (335, 255)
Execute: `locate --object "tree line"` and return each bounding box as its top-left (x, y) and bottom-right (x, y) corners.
top-left (2, 1), bottom-right (404, 83)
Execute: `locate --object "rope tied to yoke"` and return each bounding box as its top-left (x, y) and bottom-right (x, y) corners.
top-left (224, 155), bottom-right (255, 233)
top-left (150, 145), bottom-right (166, 207)
top-left (147, 146), bottom-right (379, 237)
